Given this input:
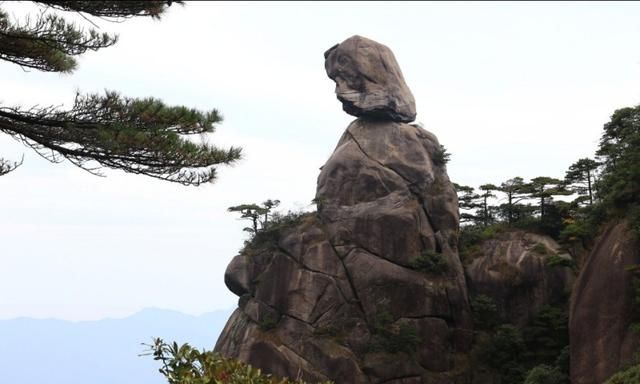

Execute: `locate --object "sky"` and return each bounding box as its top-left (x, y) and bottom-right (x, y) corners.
top-left (1, 1), bottom-right (639, 321)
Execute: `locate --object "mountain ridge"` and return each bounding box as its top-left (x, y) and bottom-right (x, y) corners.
top-left (0, 307), bottom-right (234, 384)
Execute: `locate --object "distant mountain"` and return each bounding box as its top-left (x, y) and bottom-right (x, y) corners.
top-left (0, 307), bottom-right (234, 384)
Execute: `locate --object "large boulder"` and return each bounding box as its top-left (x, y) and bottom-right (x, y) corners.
top-left (465, 231), bottom-right (575, 327)
top-left (570, 221), bottom-right (640, 384)
top-left (215, 36), bottom-right (472, 383)
top-left (324, 35), bottom-right (417, 123)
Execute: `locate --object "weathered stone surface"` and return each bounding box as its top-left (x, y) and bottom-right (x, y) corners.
top-left (570, 221), bottom-right (640, 384)
top-left (465, 231), bottom-right (574, 327)
top-left (224, 255), bottom-right (251, 296)
top-left (325, 35), bottom-right (416, 122)
top-left (397, 317), bottom-right (451, 372)
top-left (216, 36), bottom-right (472, 383)
top-left (343, 248), bottom-right (451, 320)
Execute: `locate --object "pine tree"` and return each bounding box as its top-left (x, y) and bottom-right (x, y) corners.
top-left (0, 1), bottom-right (241, 185)
top-left (478, 184), bottom-right (498, 227)
top-left (528, 177), bottom-right (568, 220)
top-left (454, 184), bottom-right (482, 224)
top-left (498, 177), bottom-right (531, 226)
top-left (565, 158), bottom-right (599, 206)
top-left (596, 106), bottom-right (640, 210)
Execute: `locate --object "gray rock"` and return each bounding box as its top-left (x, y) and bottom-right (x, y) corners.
top-left (325, 35), bottom-right (417, 122)
top-left (570, 221), bottom-right (640, 384)
top-left (465, 231), bottom-right (575, 327)
top-left (216, 37), bottom-right (472, 383)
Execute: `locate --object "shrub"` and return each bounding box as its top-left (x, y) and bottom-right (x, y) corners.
top-left (431, 144), bottom-right (451, 166)
top-left (367, 310), bottom-right (419, 355)
top-left (524, 364), bottom-right (568, 384)
top-left (410, 250), bottom-right (448, 275)
top-left (477, 325), bottom-right (527, 384)
top-left (531, 243), bottom-right (550, 256)
top-left (144, 338), bottom-right (332, 384)
top-left (470, 294), bottom-right (500, 330)
top-left (242, 210), bottom-right (314, 255)
top-left (546, 254), bottom-right (575, 269)
top-left (522, 306), bottom-right (569, 365)
top-left (368, 323), bottom-right (419, 355)
top-left (604, 363), bottom-right (640, 384)
top-left (479, 325), bottom-right (525, 368)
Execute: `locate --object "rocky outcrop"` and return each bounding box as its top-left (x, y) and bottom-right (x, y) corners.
top-left (570, 221), bottom-right (640, 384)
top-left (465, 231), bottom-right (574, 327)
top-left (215, 36), bottom-right (472, 383)
top-left (324, 35), bottom-right (416, 123)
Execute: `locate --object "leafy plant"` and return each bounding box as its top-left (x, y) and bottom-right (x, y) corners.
top-left (470, 294), bottom-right (500, 330)
top-left (240, 210), bottom-right (315, 256)
top-left (604, 363), bottom-right (640, 384)
top-left (367, 310), bottom-right (419, 355)
top-left (143, 338), bottom-right (332, 384)
top-left (431, 144), bottom-right (451, 166)
top-left (546, 254), bottom-right (575, 269)
top-left (532, 243), bottom-right (550, 256)
top-left (477, 324), bottom-right (527, 384)
top-left (523, 364), bottom-right (568, 384)
top-left (410, 250), bottom-right (448, 275)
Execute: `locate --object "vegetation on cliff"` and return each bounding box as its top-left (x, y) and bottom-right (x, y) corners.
top-left (145, 338), bottom-right (331, 384)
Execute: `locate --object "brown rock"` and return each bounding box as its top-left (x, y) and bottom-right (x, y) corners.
top-left (343, 248), bottom-right (452, 321)
top-left (396, 317), bottom-right (452, 372)
top-left (224, 255), bottom-right (252, 296)
top-left (570, 221), bottom-right (640, 384)
top-left (325, 35), bottom-right (416, 122)
top-left (216, 37), bottom-right (472, 384)
top-left (464, 231), bottom-right (574, 327)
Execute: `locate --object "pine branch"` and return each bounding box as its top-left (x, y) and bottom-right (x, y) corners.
top-left (0, 92), bottom-right (242, 186)
top-left (0, 8), bottom-right (117, 72)
top-left (33, 1), bottom-right (182, 20)
top-left (0, 155), bottom-right (23, 175)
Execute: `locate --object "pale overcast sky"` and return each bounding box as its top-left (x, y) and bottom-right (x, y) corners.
top-left (1, 1), bottom-right (639, 321)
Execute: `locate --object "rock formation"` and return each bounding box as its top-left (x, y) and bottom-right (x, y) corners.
top-left (465, 231), bottom-right (574, 327)
top-left (215, 35), bottom-right (472, 383)
top-left (570, 221), bottom-right (640, 384)
top-left (324, 35), bottom-right (416, 123)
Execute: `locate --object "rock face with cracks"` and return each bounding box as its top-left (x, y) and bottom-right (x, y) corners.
top-left (569, 221), bottom-right (640, 384)
top-left (215, 36), bottom-right (472, 383)
top-left (465, 231), bottom-right (575, 327)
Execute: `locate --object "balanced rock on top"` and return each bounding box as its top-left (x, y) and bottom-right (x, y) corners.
top-left (324, 35), bottom-right (417, 123)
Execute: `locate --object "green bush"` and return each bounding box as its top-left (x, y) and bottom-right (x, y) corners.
top-left (242, 210), bottom-right (314, 255)
top-left (368, 323), bottom-right (419, 355)
top-left (410, 250), bottom-right (448, 275)
top-left (479, 325), bottom-right (525, 368)
top-left (522, 306), bottom-right (569, 365)
top-left (532, 243), bottom-right (550, 255)
top-left (470, 294), bottom-right (500, 330)
top-left (524, 364), bottom-right (568, 384)
top-left (555, 345), bottom-right (570, 376)
top-left (144, 338), bottom-right (332, 384)
top-left (367, 310), bottom-right (418, 355)
top-left (604, 363), bottom-right (640, 384)
top-left (546, 254), bottom-right (575, 269)
top-left (431, 144), bottom-right (451, 166)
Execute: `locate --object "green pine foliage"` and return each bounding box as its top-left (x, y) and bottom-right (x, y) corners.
top-left (0, 1), bottom-right (241, 185)
top-left (410, 250), bottom-right (449, 275)
top-left (523, 364), bottom-right (568, 384)
top-left (470, 294), bottom-right (500, 330)
top-left (604, 364), bottom-right (640, 384)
